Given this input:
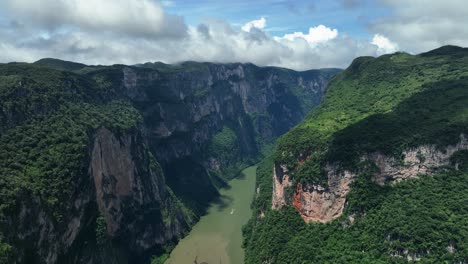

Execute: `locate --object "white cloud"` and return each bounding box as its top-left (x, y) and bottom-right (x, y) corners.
top-left (161, 1), bottom-right (175, 7)
top-left (0, 0), bottom-right (466, 70)
top-left (0, 18), bottom-right (383, 70)
top-left (241, 17), bottom-right (267, 32)
top-left (371, 0), bottom-right (468, 53)
top-left (0, 5), bottom-right (401, 70)
top-left (371, 34), bottom-right (398, 54)
top-left (0, 0), bottom-right (186, 39)
top-left (275, 25), bottom-right (338, 45)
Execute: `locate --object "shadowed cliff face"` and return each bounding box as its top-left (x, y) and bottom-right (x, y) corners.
top-left (123, 63), bottom-right (338, 160)
top-left (116, 63), bottom-right (339, 214)
top-left (6, 127), bottom-right (193, 264)
top-left (87, 127), bottom-right (192, 262)
top-left (0, 61), bottom-right (339, 264)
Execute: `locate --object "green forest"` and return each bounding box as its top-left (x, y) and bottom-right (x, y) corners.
top-left (0, 63), bottom-right (142, 261)
top-left (244, 46), bottom-right (468, 263)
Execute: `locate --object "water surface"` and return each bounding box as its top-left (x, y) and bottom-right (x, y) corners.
top-left (166, 166), bottom-right (257, 264)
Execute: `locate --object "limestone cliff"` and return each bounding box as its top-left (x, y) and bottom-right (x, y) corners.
top-left (114, 63), bottom-right (339, 213)
top-left (0, 60), bottom-right (339, 264)
top-left (272, 135), bottom-right (468, 223)
top-left (122, 63), bottom-right (338, 163)
top-left (6, 127), bottom-right (192, 264)
top-left (90, 128), bottom-right (191, 251)
top-left (245, 46), bottom-right (468, 264)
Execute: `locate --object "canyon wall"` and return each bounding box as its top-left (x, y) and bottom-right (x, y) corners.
top-left (116, 63), bottom-right (339, 213)
top-left (0, 60), bottom-right (340, 263)
top-left (272, 135), bottom-right (468, 223)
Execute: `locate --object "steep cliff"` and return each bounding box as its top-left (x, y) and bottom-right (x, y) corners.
top-left (0, 63), bottom-right (197, 263)
top-left (273, 135), bottom-right (468, 223)
top-left (88, 127), bottom-right (191, 260)
top-left (87, 62), bottom-right (339, 214)
top-left (244, 46), bottom-right (468, 263)
top-left (0, 60), bottom-right (338, 263)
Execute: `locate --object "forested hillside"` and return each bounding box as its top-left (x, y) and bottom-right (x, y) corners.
top-left (244, 45), bottom-right (468, 263)
top-left (0, 60), bottom-right (338, 263)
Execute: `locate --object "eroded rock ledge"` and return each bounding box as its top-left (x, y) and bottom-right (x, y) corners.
top-left (272, 135), bottom-right (468, 223)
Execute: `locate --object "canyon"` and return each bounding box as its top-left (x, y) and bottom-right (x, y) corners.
top-left (0, 59), bottom-right (339, 263)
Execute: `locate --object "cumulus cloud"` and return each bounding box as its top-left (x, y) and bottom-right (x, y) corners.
top-left (241, 17), bottom-right (267, 32)
top-left (0, 1), bottom-right (398, 71)
top-left (371, 34), bottom-right (398, 54)
top-left (275, 25), bottom-right (339, 45)
top-left (371, 0), bottom-right (468, 53)
top-left (0, 18), bottom-right (382, 70)
top-left (0, 0), bottom-right (187, 39)
top-left (0, 0), bottom-right (465, 70)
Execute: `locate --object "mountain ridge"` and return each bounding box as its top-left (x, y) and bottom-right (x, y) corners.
top-left (243, 45), bottom-right (468, 263)
top-left (0, 59), bottom-right (339, 263)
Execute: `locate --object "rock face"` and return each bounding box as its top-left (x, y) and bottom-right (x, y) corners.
top-left (272, 135), bottom-right (468, 223)
top-left (90, 128), bottom-right (189, 250)
top-left (272, 162), bottom-right (353, 223)
top-left (124, 63), bottom-right (339, 163)
top-left (8, 127), bottom-right (192, 264)
top-left (271, 164), bottom-right (293, 210)
top-left (294, 170), bottom-right (353, 223)
top-left (91, 127), bottom-right (147, 235)
top-left (0, 60), bottom-right (340, 264)
top-left (370, 135), bottom-right (468, 185)
top-left (119, 63), bottom-right (340, 213)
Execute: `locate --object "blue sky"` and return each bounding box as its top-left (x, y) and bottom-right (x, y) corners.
top-left (0, 0), bottom-right (466, 70)
top-left (165, 0), bottom-right (389, 38)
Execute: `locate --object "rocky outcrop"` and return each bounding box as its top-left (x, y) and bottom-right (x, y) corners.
top-left (271, 164), bottom-right (293, 210)
top-left (89, 127), bottom-right (191, 255)
top-left (273, 135), bottom-right (468, 223)
top-left (272, 162), bottom-right (353, 223)
top-left (293, 170), bottom-right (353, 223)
top-left (91, 127), bottom-right (147, 235)
top-left (370, 135), bottom-right (468, 185)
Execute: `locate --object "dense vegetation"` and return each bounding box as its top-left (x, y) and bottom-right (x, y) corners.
top-left (245, 170), bottom-right (468, 263)
top-left (326, 78), bottom-right (468, 169)
top-left (275, 46), bottom-right (468, 183)
top-left (205, 126), bottom-right (247, 179)
top-left (0, 58), bottom-right (339, 263)
top-left (0, 63), bottom-right (143, 262)
top-left (244, 46), bottom-right (468, 263)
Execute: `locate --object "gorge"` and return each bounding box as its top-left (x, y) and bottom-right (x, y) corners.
top-left (1, 0), bottom-right (468, 263)
top-left (0, 59), bottom-right (339, 263)
top-left (2, 45), bottom-right (468, 264)
top-left (244, 45), bottom-right (468, 263)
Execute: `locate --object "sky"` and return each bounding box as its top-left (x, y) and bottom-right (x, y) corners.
top-left (0, 0), bottom-right (467, 70)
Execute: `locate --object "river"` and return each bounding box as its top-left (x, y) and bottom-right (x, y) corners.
top-left (165, 166), bottom-right (257, 264)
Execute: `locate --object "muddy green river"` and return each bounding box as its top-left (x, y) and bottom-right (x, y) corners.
top-left (165, 166), bottom-right (257, 264)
